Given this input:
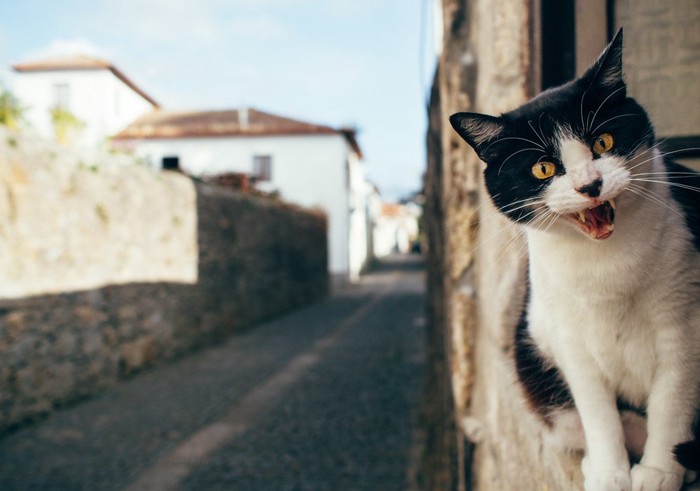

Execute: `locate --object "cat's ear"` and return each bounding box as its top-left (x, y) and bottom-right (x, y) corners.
top-left (449, 112), bottom-right (505, 159)
top-left (583, 28), bottom-right (625, 93)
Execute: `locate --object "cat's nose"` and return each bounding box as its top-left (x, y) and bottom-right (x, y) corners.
top-left (576, 179), bottom-right (603, 198)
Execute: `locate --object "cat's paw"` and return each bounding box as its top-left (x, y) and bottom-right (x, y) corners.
top-left (584, 469), bottom-right (632, 491)
top-left (582, 456), bottom-right (631, 491)
top-left (630, 464), bottom-right (683, 491)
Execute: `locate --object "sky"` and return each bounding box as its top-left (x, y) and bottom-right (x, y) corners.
top-left (0, 0), bottom-right (436, 202)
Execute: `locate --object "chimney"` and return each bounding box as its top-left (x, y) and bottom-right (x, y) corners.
top-left (239, 107), bottom-right (249, 129)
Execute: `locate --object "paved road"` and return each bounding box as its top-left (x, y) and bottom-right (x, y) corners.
top-left (0, 255), bottom-right (426, 491)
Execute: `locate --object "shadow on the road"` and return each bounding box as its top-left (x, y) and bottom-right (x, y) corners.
top-left (369, 254), bottom-right (424, 273)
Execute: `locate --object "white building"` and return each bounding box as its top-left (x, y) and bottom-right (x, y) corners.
top-left (11, 54), bottom-right (374, 283)
top-left (373, 202), bottom-right (420, 257)
top-left (12, 55), bottom-right (158, 146)
top-left (113, 108), bottom-right (370, 283)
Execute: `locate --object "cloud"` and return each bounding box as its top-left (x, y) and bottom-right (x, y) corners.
top-left (98, 0), bottom-right (225, 46)
top-left (22, 38), bottom-right (113, 61)
top-left (323, 0), bottom-right (377, 17)
top-left (227, 16), bottom-right (292, 41)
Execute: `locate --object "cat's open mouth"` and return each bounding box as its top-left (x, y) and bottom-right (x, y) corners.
top-left (570, 199), bottom-right (616, 240)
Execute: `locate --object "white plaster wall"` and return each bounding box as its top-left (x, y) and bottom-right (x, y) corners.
top-left (104, 73), bottom-right (155, 137)
top-left (373, 214), bottom-right (419, 257)
top-left (128, 134), bottom-right (353, 277)
top-left (13, 69), bottom-right (153, 147)
top-left (347, 152), bottom-right (370, 281)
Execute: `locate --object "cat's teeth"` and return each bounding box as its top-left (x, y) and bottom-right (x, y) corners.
top-left (609, 198), bottom-right (617, 210)
top-left (577, 211), bottom-right (586, 223)
top-left (606, 223), bottom-right (615, 232)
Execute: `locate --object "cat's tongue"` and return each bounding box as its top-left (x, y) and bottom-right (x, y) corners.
top-left (574, 201), bottom-right (616, 240)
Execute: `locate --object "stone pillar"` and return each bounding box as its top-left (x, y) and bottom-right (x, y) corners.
top-left (423, 1), bottom-right (585, 489)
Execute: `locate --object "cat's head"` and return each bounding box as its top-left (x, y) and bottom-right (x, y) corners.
top-left (450, 29), bottom-right (654, 240)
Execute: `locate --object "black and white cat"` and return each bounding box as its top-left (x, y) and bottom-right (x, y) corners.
top-left (450, 29), bottom-right (700, 491)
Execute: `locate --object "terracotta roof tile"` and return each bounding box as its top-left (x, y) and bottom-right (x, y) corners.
top-left (114, 108), bottom-right (362, 158)
top-left (13, 55), bottom-right (159, 108)
top-left (382, 203), bottom-right (406, 217)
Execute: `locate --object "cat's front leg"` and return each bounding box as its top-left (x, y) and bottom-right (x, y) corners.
top-left (559, 352), bottom-right (631, 491)
top-left (630, 333), bottom-right (695, 491)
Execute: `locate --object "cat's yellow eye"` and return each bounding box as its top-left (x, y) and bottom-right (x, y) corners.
top-left (531, 161), bottom-right (557, 180)
top-left (592, 133), bottom-right (614, 155)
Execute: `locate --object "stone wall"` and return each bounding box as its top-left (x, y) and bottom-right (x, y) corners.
top-left (0, 131), bottom-right (328, 431)
top-left (0, 129), bottom-right (198, 298)
top-left (423, 1), bottom-right (583, 489)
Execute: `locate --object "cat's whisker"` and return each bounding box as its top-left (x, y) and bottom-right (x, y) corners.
top-left (590, 114), bottom-right (639, 135)
top-left (484, 136), bottom-right (545, 152)
top-left (498, 148), bottom-right (546, 175)
top-left (538, 113), bottom-right (547, 146)
top-left (471, 208), bottom-right (542, 257)
top-left (626, 186), bottom-right (684, 222)
top-left (542, 210), bottom-right (560, 234)
top-left (625, 131), bottom-right (660, 160)
top-left (500, 199), bottom-right (546, 215)
top-left (528, 117), bottom-right (547, 148)
top-left (627, 148), bottom-right (700, 173)
top-left (529, 209), bottom-right (557, 234)
top-left (586, 110), bottom-right (595, 134)
top-left (629, 178), bottom-right (700, 194)
top-left (579, 89), bottom-right (589, 133)
top-left (494, 227), bottom-right (525, 264)
top-left (516, 210), bottom-right (558, 263)
top-left (465, 194), bottom-right (540, 242)
top-left (513, 230), bottom-right (531, 263)
top-left (634, 171), bottom-right (700, 177)
top-left (516, 217), bottom-right (549, 262)
top-left (587, 85), bottom-right (627, 133)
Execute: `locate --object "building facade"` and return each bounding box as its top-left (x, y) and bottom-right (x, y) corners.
top-left (113, 108), bottom-right (370, 283)
top-left (12, 55), bottom-right (158, 147)
top-left (11, 55), bottom-right (375, 284)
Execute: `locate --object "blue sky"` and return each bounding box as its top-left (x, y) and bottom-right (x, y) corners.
top-left (0, 0), bottom-right (435, 201)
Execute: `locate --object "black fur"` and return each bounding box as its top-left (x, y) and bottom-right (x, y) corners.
top-left (665, 159), bottom-right (700, 251)
top-left (675, 433), bottom-right (700, 471)
top-left (514, 303), bottom-right (574, 424)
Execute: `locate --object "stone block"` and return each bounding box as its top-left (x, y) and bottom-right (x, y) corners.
top-left (120, 336), bottom-right (157, 375)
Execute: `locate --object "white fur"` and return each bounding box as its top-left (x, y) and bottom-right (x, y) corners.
top-left (524, 144), bottom-right (700, 491)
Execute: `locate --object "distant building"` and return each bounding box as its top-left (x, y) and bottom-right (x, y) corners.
top-left (113, 108), bottom-right (370, 283)
top-left (12, 55), bottom-right (158, 147)
top-left (373, 202), bottom-right (420, 257)
top-left (11, 53), bottom-right (376, 283)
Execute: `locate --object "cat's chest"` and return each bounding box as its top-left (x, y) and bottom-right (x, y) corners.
top-left (526, 243), bottom-right (661, 403)
top-left (529, 287), bottom-right (657, 405)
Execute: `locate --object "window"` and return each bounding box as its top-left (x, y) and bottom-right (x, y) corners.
top-left (53, 83), bottom-right (70, 109)
top-left (253, 155), bottom-right (272, 181)
top-left (162, 156), bottom-right (180, 171)
top-left (540, 0), bottom-right (575, 90)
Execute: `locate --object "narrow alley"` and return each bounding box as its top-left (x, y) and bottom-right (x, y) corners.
top-left (0, 255), bottom-right (426, 491)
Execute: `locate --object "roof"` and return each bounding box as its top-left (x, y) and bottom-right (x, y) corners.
top-left (12, 54), bottom-right (159, 108)
top-left (382, 203), bottom-right (407, 217)
top-left (113, 108), bottom-right (363, 158)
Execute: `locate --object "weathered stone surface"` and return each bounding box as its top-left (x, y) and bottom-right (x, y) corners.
top-left (0, 128), bottom-right (197, 299)
top-left (0, 133), bottom-right (328, 432)
top-left (424, 1), bottom-right (585, 489)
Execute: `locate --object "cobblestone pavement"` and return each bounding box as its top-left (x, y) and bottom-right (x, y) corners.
top-left (0, 255), bottom-right (426, 491)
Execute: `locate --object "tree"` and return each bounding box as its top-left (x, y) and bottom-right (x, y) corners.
top-left (50, 107), bottom-right (85, 144)
top-left (0, 84), bottom-right (24, 130)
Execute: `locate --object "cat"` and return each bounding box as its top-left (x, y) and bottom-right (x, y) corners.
top-left (450, 29), bottom-right (700, 491)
